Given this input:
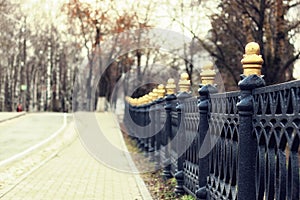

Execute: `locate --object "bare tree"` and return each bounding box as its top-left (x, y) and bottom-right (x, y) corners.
top-left (200, 0), bottom-right (300, 89)
top-left (63, 0), bottom-right (158, 110)
top-left (0, 0), bottom-right (83, 111)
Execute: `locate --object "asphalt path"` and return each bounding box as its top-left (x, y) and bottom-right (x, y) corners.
top-left (0, 113), bottom-right (67, 161)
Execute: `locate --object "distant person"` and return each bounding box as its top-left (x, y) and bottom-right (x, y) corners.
top-left (17, 104), bottom-right (22, 112)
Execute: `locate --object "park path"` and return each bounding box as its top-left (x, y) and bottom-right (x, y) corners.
top-left (0, 113), bottom-right (66, 161)
top-left (0, 112), bottom-right (25, 123)
top-left (0, 112), bottom-right (152, 200)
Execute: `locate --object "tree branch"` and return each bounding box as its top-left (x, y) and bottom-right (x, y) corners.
top-left (287, 1), bottom-right (300, 9)
top-left (281, 51), bottom-right (300, 72)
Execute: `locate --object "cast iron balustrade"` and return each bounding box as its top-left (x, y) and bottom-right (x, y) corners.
top-left (182, 97), bottom-right (200, 195)
top-left (123, 42), bottom-right (300, 200)
top-left (207, 91), bottom-right (239, 200)
top-left (253, 80), bottom-right (300, 200)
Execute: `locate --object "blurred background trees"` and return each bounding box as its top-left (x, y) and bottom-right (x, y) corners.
top-left (0, 0), bottom-right (82, 112)
top-left (203, 0), bottom-right (300, 89)
top-left (168, 0), bottom-right (300, 90)
top-left (0, 0), bottom-right (299, 111)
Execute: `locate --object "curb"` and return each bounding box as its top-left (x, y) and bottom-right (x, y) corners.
top-left (116, 117), bottom-right (153, 200)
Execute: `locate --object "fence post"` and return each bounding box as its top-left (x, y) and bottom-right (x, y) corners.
top-left (134, 98), bottom-right (143, 150)
top-left (144, 94), bottom-right (152, 155)
top-left (175, 73), bottom-right (192, 194)
top-left (124, 96), bottom-right (130, 135)
top-left (149, 90), bottom-right (158, 161)
top-left (138, 97), bottom-right (146, 151)
top-left (237, 42), bottom-right (265, 200)
top-left (163, 78), bottom-right (176, 179)
top-left (196, 63), bottom-right (217, 199)
top-left (154, 85), bottom-right (166, 169)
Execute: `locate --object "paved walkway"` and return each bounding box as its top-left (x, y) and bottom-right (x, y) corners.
top-left (0, 112), bottom-right (152, 200)
top-left (0, 112), bottom-right (26, 123)
top-left (0, 113), bottom-right (66, 161)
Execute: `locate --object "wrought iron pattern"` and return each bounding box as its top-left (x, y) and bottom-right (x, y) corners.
top-left (153, 99), bottom-right (166, 168)
top-left (170, 101), bottom-right (179, 176)
top-left (253, 80), bottom-right (300, 200)
top-left (154, 99), bottom-right (166, 151)
top-left (207, 91), bottom-right (239, 200)
top-left (182, 97), bottom-right (200, 195)
top-left (125, 80), bottom-right (300, 200)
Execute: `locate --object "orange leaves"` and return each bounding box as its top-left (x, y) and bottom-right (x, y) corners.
top-left (63, 0), bottom-right (153, 52)
top-left (112, 13), bottom-right (148, 34)
top-left (63, 0), bottom-right (102, 26)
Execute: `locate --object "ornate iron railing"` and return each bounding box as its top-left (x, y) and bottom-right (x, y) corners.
top-left (182, 97), bottom-right (200, 196)
top-left (123, 78), bottom-right (300, 200)
top-left (253, 80), bottom-right (300, 200)
top-left (207, 91), bottom-right (239, 200)
top-left (123, 42), bottom-right (300, 200)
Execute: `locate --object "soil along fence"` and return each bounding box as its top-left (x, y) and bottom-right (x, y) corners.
top-left (123, 42), bottom-right (300, 200)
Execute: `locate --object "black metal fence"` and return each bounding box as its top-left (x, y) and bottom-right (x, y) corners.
top-left (123, 47), bottom-right (300, 200)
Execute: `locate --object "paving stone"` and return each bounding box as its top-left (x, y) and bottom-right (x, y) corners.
top-left (1, 113), bottom-right (152, 200)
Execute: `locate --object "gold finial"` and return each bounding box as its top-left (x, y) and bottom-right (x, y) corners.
top-left (200, 62), bottom-right (216, 85)
top-left (131, 98), bottom-right (137, 106)
top-left (136, 98), bottom-right (141, 106)
top-left (149, 92), bottom-right (156, 102)
top-left (144, 94), bottom-right (151, 104)
top-left (152, 89), bottom-right (159, 100)
top-left (148, 92), bottom-right (153, 101)
top-left (139, 96), bottom-right (145, 105)
top-left (178, 72), bottom-right (190, 92)
top-left (128, 97), bottom-right (133, 105)
top-left (157, 84), bottom-right (165, 98)
top-left (136, 97), bottom-right (141, 106)
top-left (166, 78), bottom-right (176, 95)
top-left (126, 97), bottom-right (131, 105)
top-left (241, 42), bottom-right (263, 76)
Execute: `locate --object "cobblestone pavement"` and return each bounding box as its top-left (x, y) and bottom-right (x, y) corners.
top-left (0, 112), bottom-right (152, 200)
